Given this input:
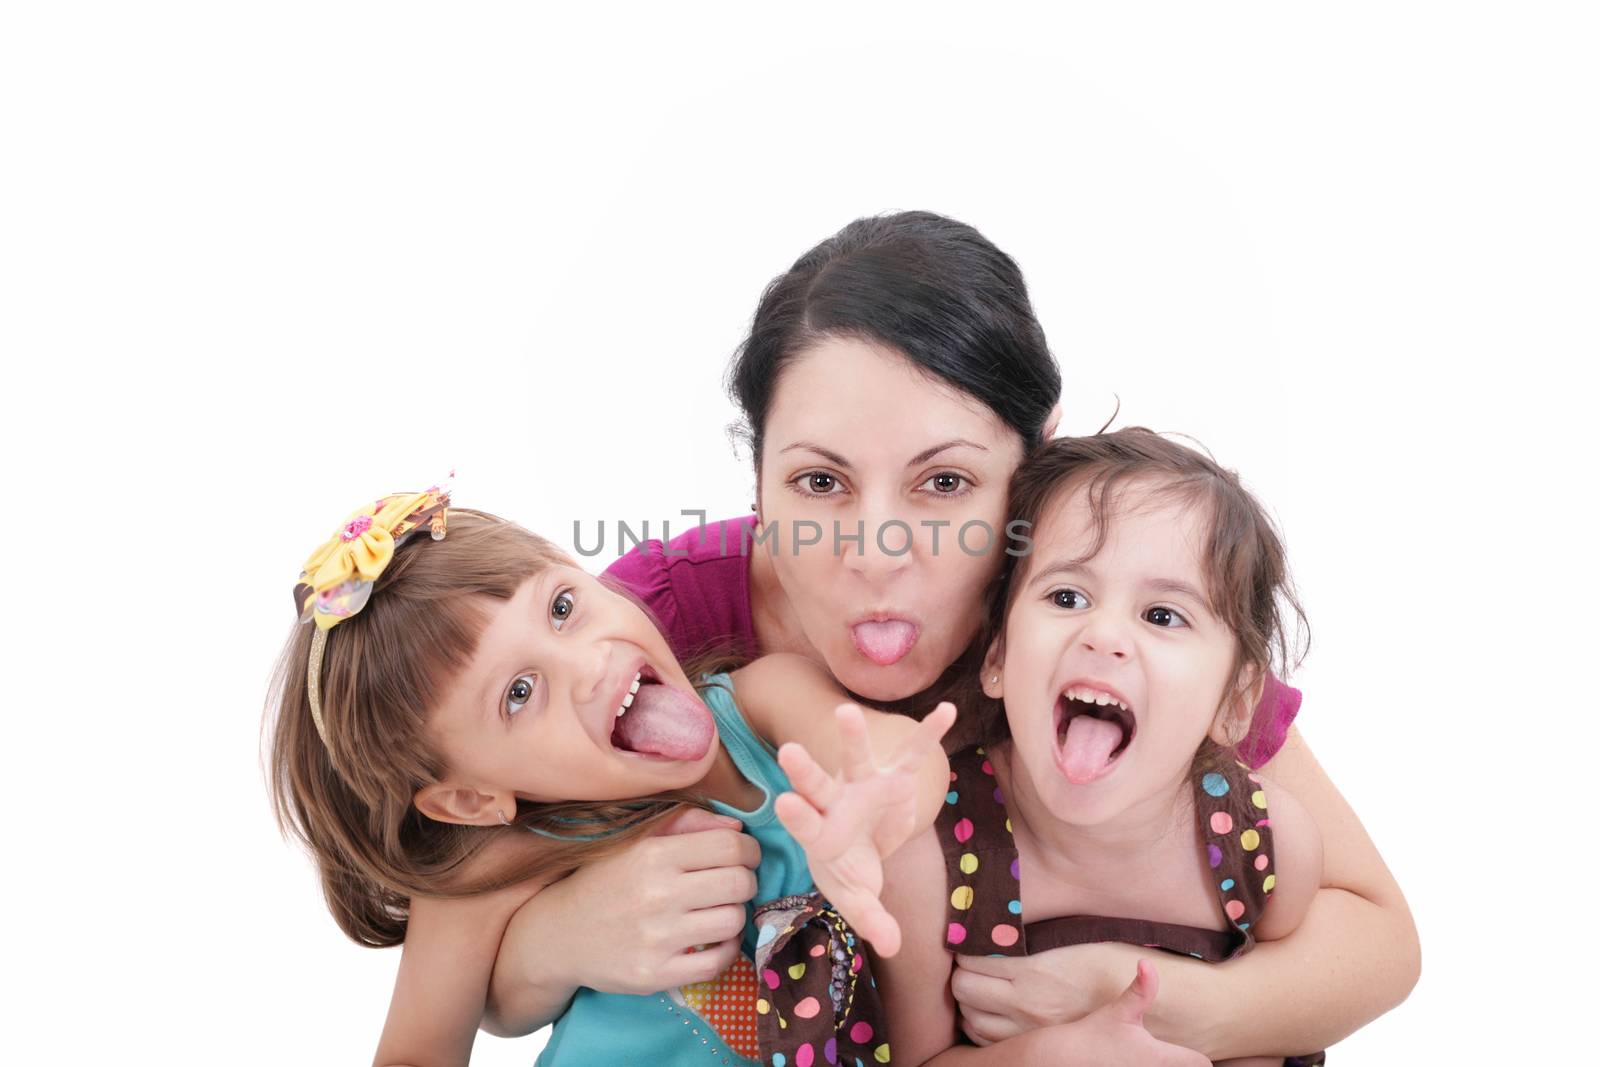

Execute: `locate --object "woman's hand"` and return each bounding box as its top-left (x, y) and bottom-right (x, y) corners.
top-left (950, 940), bottom-right (1145, 1045)
top-left (1030, 960), bottom-right (1210, 1067)
top-left (773, 701), bottom-right (955, 957)
top-left (483, 807), bottom-right (761, 1035)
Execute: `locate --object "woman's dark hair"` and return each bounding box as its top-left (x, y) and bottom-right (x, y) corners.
top-left (728, 211), bottom-right (1061, 466)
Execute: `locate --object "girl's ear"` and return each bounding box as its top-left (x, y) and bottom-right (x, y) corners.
top-left (980, 635), bottom-right (1006, 699)
top-left (1208, 666), bottom-right (1265, 747)
top-left (414, 782), bottom-right (517, 827)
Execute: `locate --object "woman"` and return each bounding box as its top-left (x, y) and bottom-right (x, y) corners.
top-left (478, 212), bottom-right (1419, 1060)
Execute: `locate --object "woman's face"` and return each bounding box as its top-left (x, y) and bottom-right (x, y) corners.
top-left (757, 337), bottom-right (1026, 702)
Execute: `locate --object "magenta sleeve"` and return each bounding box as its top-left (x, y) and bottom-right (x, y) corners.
top-left (600, 541), bottom-right (678, 637)
top-left (1239, 674), bottom-right (1302, 768)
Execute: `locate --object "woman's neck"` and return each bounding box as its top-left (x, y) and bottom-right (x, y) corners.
top-left (747, 542), bottom-right (815, 660)
top-left (989, 742), bottom-right (1194, 883)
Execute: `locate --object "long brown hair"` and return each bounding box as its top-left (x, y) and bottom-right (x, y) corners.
top-left (976, 429), bottom-right (1308, 769)
top-left (266, 509), bottom-right (704, 947)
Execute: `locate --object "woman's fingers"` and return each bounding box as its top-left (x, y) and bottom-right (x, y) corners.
top-left (948, 963), bottom-right (1015, 1014)
top-left (955, 1006), bottom-right (1012, 1047)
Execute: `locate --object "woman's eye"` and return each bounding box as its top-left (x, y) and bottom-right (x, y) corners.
top-left (1144, 606), bottom-right (1188, 629)
top-left (795, 471), bottom-right (843, 496)
top-left (506, 674), bottom-right (537, 717)
top-left (1050, 588), bottom-right (1090, 610)
top-left (550, 590), bottom-right (575, 630)
top-left (919, 471), bottom-right (969, 495)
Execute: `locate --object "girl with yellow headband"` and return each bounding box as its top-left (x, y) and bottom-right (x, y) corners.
top-left (269, 489), bottom-right (972, 1066)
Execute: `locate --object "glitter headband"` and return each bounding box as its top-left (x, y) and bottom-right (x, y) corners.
top-left (293, 478), bottom-right (452, 748)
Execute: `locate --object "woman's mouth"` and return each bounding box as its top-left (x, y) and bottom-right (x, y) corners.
top-left (610, 664), bottom-right (715, 761)
top-left (849, 617), bottom-right (920, 666)
top-left (1053, 685), bottom-right (1137, 785)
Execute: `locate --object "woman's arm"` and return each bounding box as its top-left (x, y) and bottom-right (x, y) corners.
top-left (1151, 726), bottom-right (1419, 1057)
top-left (482, 806), bottom-right (761, 1036)
top-left (951, 727), bottom-right (1419, 1059)
top-left (376, 883), bottom-right (540, 1067)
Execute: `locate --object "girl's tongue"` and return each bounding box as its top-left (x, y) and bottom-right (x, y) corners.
top-left (850, 619), bottom-right (919, 666)
top-left (1058, 714), bottom-right (1125, 785)
top-left (613, 681), bottom-right (714, 761)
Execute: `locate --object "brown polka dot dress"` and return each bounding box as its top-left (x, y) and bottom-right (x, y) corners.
top-left (937, 745), bottom-right (1326, 1066)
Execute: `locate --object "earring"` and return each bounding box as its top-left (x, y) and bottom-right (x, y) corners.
top-left (496, 808), bottom-right (513, 827)
top-left (991, 675), bottom-right (999, 684)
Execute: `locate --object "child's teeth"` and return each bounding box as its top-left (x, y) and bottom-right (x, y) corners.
top-left (629, 673), bottom-right (641, 695)
top-left (1063, 686), bottom-right (1128, 711)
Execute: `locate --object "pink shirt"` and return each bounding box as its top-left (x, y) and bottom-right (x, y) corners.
top-left (602, 514), bottom-right (1299, 768)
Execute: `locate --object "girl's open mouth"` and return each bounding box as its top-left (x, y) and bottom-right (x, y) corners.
top-left (610, 665), bottom-right (715, 761)
top-left (1053, 685), bottom-right (1136, 785)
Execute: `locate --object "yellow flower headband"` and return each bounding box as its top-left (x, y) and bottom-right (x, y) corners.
top-left (294, 480), bottom-right (452, 748)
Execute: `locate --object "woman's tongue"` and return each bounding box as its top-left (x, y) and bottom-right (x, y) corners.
top-left (614, 682), bottom-right (714, 761)
top-left (1059, 715), bottom-right (1125, 784)
top-left (850, 620), bottom-right (918, 666)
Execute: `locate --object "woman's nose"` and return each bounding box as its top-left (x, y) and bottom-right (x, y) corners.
top-left (841, 501), bottom-right (915, 582)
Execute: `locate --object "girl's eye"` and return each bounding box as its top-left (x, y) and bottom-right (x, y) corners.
top-left (550, 590), bottom-right (575, 630)
top-left (918, 471), bottom-right (969, 495)
top-left (506, 674), bottom-right (537, 717)
top-left (1144, 606), bottom-right (1188, 629)
top-left (1050, 588), bottom-right (1090, 610)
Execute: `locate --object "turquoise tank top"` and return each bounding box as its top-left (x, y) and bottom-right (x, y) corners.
top-left (535, 673), bottom-right (811, 1067)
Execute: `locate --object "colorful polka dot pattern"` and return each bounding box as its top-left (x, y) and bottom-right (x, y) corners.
top-left (938, 748), bottom-right (1026, 955)
top-left (752, 891), bottom-right (888, 1066)
top-left (1201, 764), bottom-right (1276, 946)
top-left (936, 748), bottom-right (1282, 963)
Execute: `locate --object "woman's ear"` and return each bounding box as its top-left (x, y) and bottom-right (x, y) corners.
top-left (1209, 667), bottom-right (1265, 747)
top-left (414, 781), bottom-right (517, 827)
top-left (1041, 402), bottom-right (1063, 441)
top-left (981, 635), bottom-right (1006, 699)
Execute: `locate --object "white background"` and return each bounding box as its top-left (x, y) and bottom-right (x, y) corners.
top-left (5, 3), bottom-right (1596, 1063)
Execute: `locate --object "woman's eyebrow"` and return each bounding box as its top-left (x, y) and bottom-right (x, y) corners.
top-left (780, 441), bottom-right (852, 468)
top-left (907, 438), bottom-right (988, 466)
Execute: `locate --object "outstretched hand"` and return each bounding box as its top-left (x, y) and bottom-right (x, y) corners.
top-left (773, 701), bottom-right (956, 958)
